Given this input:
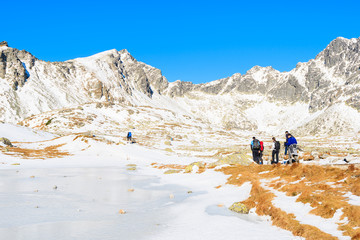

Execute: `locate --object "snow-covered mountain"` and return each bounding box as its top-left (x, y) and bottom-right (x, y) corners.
top-left (1, 37), bottom-right (360, 136)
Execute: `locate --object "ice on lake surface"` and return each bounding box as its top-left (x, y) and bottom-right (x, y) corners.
top-left (0, 167), bottom-right (297, 240)
top-left (0, 167), bottom-right (188, 240)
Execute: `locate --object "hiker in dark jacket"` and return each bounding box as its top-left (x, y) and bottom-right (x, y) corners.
top-left (271, 137), bottom-right (280, 164)
top-left (250, 137), bottom-right (261, 164)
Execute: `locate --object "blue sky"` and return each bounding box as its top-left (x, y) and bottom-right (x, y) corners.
top-left (2, 0), bottom-right (360, 83)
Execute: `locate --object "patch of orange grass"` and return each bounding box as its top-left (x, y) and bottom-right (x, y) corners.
top-left (351, 183), bottom-right (360, 196)
top-left (152, 164), bottom-right (187, 170)
top-left (219, 163), bottom-right (360, 239)
top-left (351, 233), bottom-right (360, 240)
top-left (300, 152), bottom-right (315, 161)
top-left (3, 144), bottom-right (70, 159)
top-left (197, 166), bottom-right (206, 174)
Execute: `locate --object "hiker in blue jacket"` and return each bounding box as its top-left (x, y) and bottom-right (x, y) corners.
top-left (286, 134), bottom-right (298, 164)
top-left (127, 132), bottom-right (132, 142)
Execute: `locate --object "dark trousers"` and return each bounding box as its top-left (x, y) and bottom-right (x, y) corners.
top-left (252, 150), bottom-right (261, 164)
top-left (284, 145), bottom-right (288, 155)
top-left (272, 150), bottom-right (279, 164)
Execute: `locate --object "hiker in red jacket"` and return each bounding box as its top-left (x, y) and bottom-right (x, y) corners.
top-left (259, 140), bottom-right (264, 164)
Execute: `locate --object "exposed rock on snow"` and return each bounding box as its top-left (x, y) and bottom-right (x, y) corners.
top-left (184, 162), bottom-right (205, 173)
top-left (229, 202), bottom-right (249, 214)
top-left (0, 137), bottom-right (13, 147)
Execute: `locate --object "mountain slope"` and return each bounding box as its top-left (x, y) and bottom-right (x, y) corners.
top-left (1, 37), bottom-right (360, 136)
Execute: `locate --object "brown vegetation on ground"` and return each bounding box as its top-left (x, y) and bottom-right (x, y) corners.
top-left (152, 163), bottom-right (187, 170)
top-left (2, 144), bottom-right (70, 159)
top-left (220, 164), bottom-right (360, 240)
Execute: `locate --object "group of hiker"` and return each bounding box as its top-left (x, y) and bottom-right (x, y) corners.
top-left (126, 130), bottom-right (298, 165)
top-left (250, 131), bottom-right (298, 165)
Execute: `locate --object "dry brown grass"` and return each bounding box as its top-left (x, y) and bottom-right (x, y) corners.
top-left (3, 144), bottom-right (70, 159)
top-left (300, 152), bottom-right (315, 161)
top-left (152, 164), bottom-right (187, 170)
top-left (219, 164), bottom-right (360, 239)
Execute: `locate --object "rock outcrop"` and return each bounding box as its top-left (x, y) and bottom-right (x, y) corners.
top-left (0, 137), bottom-right (13, 147)
top-left (229, 202), bottom-right (249, 214)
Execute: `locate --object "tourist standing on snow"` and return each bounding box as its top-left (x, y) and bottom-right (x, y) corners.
top-left (284, 131), bottom-right (291, 156)
top-left (127, 132), bottom-right (132, 142)
top-left (259, 140), bottom-right (264, 164)
top-left (286, 134), bottom-right (298, 164)
top-left (271, 137), bottom-right (280, 164)
top-left (250, 137), bottom-right (261, 164)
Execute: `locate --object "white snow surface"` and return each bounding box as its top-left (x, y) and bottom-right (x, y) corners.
top-left (0, 123), bottom-right (56, 142)
top-left (0, 123), bottom-right (305, 240)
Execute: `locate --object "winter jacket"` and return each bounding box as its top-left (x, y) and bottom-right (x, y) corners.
top-left (287, 136), bottom-right (297, 146)
top-left (285, 133), bottom-right (291, 143)
top-left (251, 140), bottom-right (260, 150)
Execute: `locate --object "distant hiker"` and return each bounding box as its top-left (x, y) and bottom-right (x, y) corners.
top-left (127, 132), bottom-right (132, 142)
top-left (284, 131), bottom-right (291, 156)
top-left (286, 134), bottom-right (298, 164)
top-left (250, 137), bottom-right (261, 164)
top-left (259, 140), bottom-right (264, 164)
top-left (271, 137), bottom-right (280, 164)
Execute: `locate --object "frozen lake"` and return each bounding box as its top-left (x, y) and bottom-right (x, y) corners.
top-left (0, 165), bottom-right (298, 240)
top-left (0, 167), bottom-right (189, 240)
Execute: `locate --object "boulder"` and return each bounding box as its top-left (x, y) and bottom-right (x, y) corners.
top-left (184, 162), bottom-right (205, 173)
top-left (229, 202), bottom-right (249, 214)
top-left (0, 137), bottom-right (13, 147)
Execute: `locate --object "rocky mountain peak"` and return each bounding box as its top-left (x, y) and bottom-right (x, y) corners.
top-left (0, 41), bottom-right (8, 47)
top-left (0, 45), bottom-right (36, 91)
top-left (316, 37), bottom-right (360, 68)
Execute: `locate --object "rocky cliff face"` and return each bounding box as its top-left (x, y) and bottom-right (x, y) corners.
top-left (0, 37), bottom-right (359, 136)
top-left (0, 44), bottom-right (170, 122)
top-left (168, 37), bottom-right (360, 111)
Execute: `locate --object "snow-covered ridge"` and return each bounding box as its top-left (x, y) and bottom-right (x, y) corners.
top-left (0, 37), bottom-right (360, 136)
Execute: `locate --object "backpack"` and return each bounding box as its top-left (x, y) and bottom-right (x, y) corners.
top-left (260, 141), bottom-right (264, 151)
top-left (253, 139), bottom-right (260, 150)
top-left (275, 141), bottom-right (280, 150)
